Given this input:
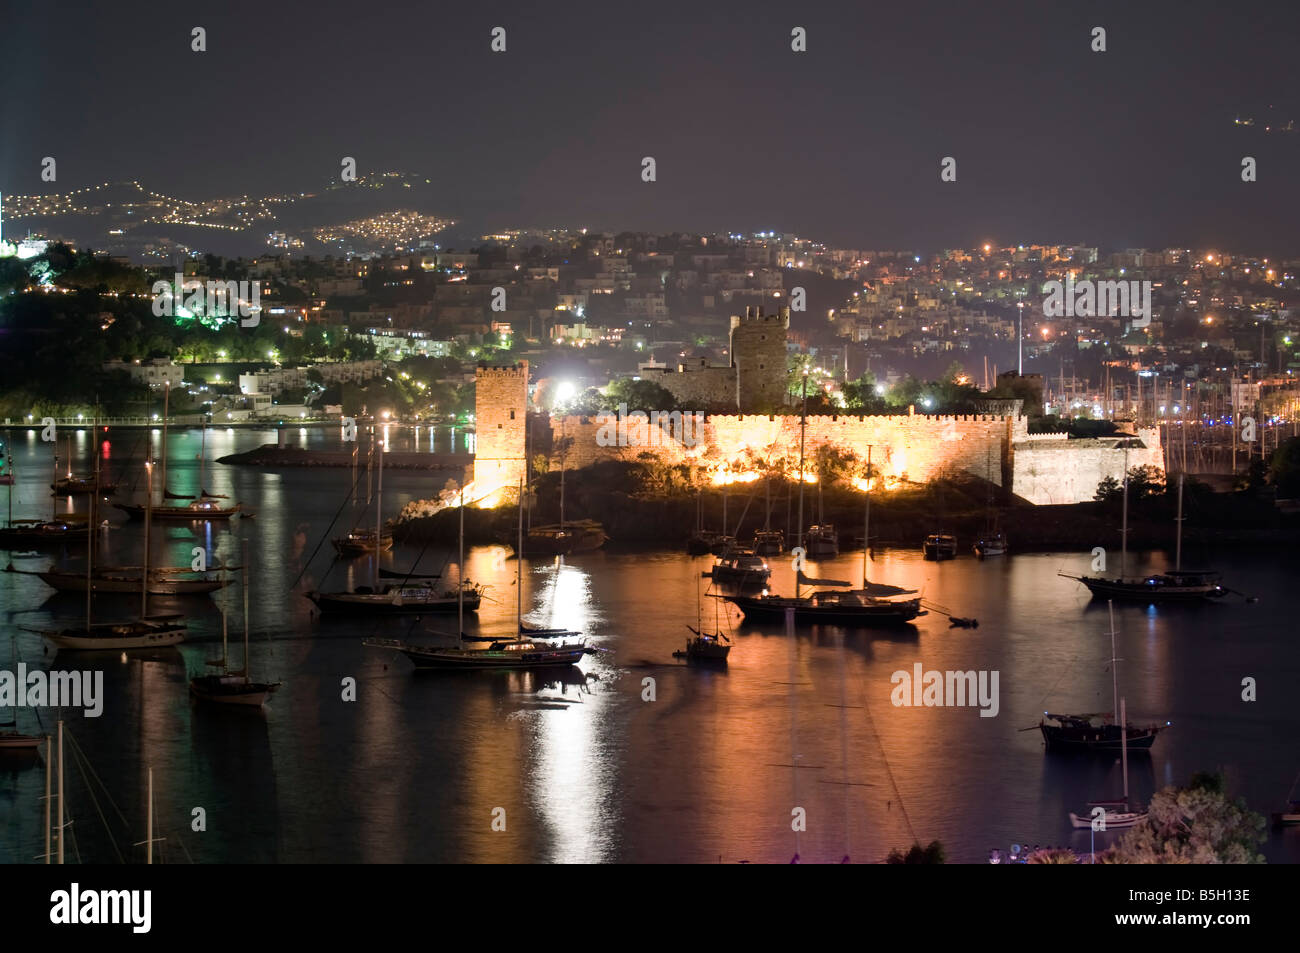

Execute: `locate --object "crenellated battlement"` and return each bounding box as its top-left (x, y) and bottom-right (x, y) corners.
top-left (476, 363), bottom-right (528, 379)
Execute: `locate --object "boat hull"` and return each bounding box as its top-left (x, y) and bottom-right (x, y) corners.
top-left (726, 594), bottom-right (922, 627)
top-left (400, 646), bottom-right (585, 669)
top-left (0, 732), bottom-right (43, 750)
top-left (36, 569), bottom-right (226, 595)
top-left (332, 533), bottom-right (393, 557)
top-left (0, 522), bottom-right (89, 548)
top-left (115, 503), bottom-right (240, 521)
top-left (42, 621), bottom-right (186, 650)
top-left (308, 590), bottom-right (482, 616)
top-left (1069, 810), bottom-right (1146, 829)
top-left (1041, 722), bottom-right (1161, 751)
top-left (190, 676), bottom-right (278, 706)
top-left (1075, 577), bottom-right (1225, 602)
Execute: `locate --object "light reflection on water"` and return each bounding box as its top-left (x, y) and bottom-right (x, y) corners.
top-left (0, 426), bottom-right (1298, 863)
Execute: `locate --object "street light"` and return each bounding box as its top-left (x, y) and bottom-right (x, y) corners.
top-left (1017, 302), bottom-right (1024, 375)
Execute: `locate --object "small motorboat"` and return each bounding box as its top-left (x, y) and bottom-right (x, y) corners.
top-left (752, 529), bottom-right (785, 556)
top-left (687, 530), bottom-right (722, 556)
top-left (805, 524), bottom-right (838, 558)
top-left (923, 534), bottom-right (958, 560)
top-left (705, 549), bottom-right (771, 587)
top-left (332, 530), bottom-right (393, 557)
top-left (51, 477), bottom-right (118, 496)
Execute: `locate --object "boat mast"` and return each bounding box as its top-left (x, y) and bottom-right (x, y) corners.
top-left (1175, 472), bottom-right (1184, 573)
top-left (219, 562), bottom-right (228, 673)
top-left (43, 733), bottom-right (51, 863)
top-left (159, 382), bottom-right (169, 505)
top-left (1120, 696), bottom-right (1130, 807)
top-left (199, 419), bottom-right (206, 492)
top-left (1108, 599), bottom-right (1118, 719)
top-left (457, 480), bottom-right (465, 638)
top-left (863, 445), bottom-right (872, 586)
top-left (559, 415), bottom-right (566, 532)
top-left (56, 719), bottom-right (64, 864)
top-left (375, 421), bottom-right (384, 591)
top-left (517, 477), bottom-right (525, 628)
top-left (146, 765), bottom-right (153, 865)
top-left (1120, 449), bottom-right (1129, 581)
top-left (796, 369), bottom-right (808, 599)
top-left (86, 415), bottom-right (98, 628)
top-left (142, 461), bottom-right (152, 619)
top-left (241, 539), bottom-right (250, 682)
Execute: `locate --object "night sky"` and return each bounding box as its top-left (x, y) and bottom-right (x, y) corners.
top-left (2, 0), bottom-right (1297, 251)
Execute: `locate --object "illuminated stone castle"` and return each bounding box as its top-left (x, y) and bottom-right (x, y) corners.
top-left (470, 360), bottom-right (1166, 507)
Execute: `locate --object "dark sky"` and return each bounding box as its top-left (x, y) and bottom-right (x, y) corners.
top-left (2, 0), bottom-right (1298, 252)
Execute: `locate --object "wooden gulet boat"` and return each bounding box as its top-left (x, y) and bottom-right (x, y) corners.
top-left (726, 439), bottom-right (924, 628)
top-left (1061, 471), bottom-right (1225, 602)
top-left (15, 564), bottom-right (229, 595)
top-left (366, 478), bottom-right (587, 670)
top-left (1040, 602), bottom-right (1169, 752)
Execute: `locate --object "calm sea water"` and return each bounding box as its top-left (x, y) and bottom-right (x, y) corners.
top-left (1, 425), bottom-right (1298, 864)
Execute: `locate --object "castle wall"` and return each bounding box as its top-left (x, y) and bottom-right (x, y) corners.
top-left (1011, 428), bottom-right (1164, 505)
top-left (550, 408), bottom-right (1022, 487)
top-left (656, 366), bottom-right (736, 408)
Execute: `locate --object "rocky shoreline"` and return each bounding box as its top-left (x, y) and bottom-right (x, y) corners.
top-left (392, 464), bottom-right (1300, 554)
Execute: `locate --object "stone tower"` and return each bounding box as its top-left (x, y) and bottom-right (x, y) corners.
top-left (473, 361), bottom-right (528, 504)
top-left (730, 305), bottom-right (790, 411)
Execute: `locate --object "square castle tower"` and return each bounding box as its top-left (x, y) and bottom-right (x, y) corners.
top-left (730, 305), bottom-right (790, 410)
top-left (473, 361), bottom-right (528, 502)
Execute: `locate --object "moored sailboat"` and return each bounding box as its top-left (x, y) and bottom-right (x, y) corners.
top-left (1067, 697), bottom-right (1149, 829)
top-left (1040, 601), bottom-right (1168, 752)
top-left (1061, 472), bottom-right (1225, 602)
top-left (366, 480), bottom-right (586, 670)
top-left (114, 386), bottom-right (241, 521)
top-left (190, 547), bottom-right (280, 706)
